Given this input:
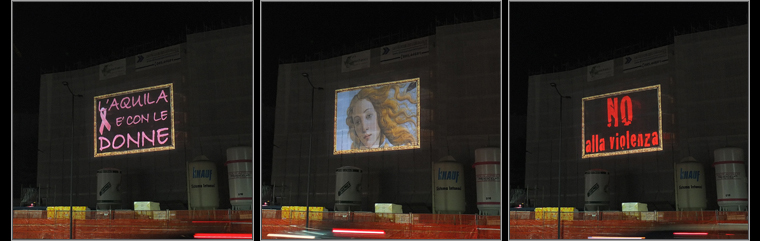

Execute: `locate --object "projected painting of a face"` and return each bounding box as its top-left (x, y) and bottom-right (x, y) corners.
top-left (334, 78), bottom-right (420, 154)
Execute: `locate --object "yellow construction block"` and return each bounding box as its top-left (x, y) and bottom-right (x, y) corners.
top-left (621, 202), bottom-right (648, 220)
top-left (622, 202), bottom-right (648, 211)
top-left (375, 203), bottom-right (402, 213)
top-left (281, 206), bottom-right (324, 221)
top-left (46, 206), bottom-right (89, 220)
top-left (135, 210), bottom-right (153, 219)
top-left (152, 211), bottom-right (171, 220)
top-left (535, 207), bottom-right (574, 221)
top-left (374, 213), bottom-right (395, 222)
top-left (134, 201), bottom-right (160, 211)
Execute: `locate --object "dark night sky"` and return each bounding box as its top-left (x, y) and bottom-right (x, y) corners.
top-left (11, 2), bottom-right (253, 201)
top-left (508, 2), bottom-right (748, 190)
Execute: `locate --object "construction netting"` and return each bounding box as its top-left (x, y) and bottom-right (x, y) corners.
top-left (262, 210), bottom-right (502, 239)
top-left (12, 209), bottom-right (253, 239)
top-left (509, 211), bottom-right (748, 239)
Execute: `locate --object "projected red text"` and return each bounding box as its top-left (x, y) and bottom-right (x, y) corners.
top-left (582, 85), bottom-right (662, 158)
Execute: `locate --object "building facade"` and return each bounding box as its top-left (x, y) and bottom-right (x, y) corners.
top-left (271, 18), bottom-right (501, 213)
top-left (36, 25), bottom-right (253, 210)
top-left (525, 24), bottom-right (748, 211)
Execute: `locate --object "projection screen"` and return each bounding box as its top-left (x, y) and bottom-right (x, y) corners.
top-left (581, 84), bottom-right (662, 158)
top-left (334, 78), bottom-right (420, 154)
top-left (94, 83), bottom-right (175, 157)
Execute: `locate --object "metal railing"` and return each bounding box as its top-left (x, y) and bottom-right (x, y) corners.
top-left (261, 210), bottom-right (502, 239)
top-left (509, 210), bottom-right (748, 222)
top-left (263, 210), bottom-right (502, 226)
top-left (13, 209), bottom-right (253, 221)
top-left (12, 209), bottom-right (254, 239)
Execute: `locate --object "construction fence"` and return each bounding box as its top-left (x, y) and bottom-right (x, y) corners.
top-left (262, 210), bottom-right (502, 239)
top-left (509, 210), bottom-right (748, 239)
top-left (12, 209), bottom-right (253, 239)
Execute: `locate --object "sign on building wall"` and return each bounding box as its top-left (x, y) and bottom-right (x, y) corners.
top-left (334, 78), bottom-right (420, 154)
top-left (582, 85), bottom-right (662, 158)
top-left (380, 37), bottom-right (430, 64)
top-left (341, 50), bottom-right (370, 72)
top-left (99, 59), bottom-right (126, 80)
top-left (94, 83), bottom-right (175, 157)
top-left (623, 46), bottom-right (668, 73)
top-left (587, 60), bottom-right (614, 82)
top-left (135, 45), bottom-right (182, 72)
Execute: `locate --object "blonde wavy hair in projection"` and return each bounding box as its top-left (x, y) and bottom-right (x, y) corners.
top-left (345, 83), bottom-right (418, 150)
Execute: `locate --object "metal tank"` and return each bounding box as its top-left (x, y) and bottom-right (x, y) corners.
top-left (188, 156), bottom-right (219, 210)
top-left (474, 148), bottom-right (500, 215)
top-left (226, 147), bottom-right (253, 210)
top-left (675, 157), bottom-right (707, 211)
top-left (335, 166), bottom-right (362, 211)
top-left (713, 148), bottom-right (748, 211)
top-left (96, 168), bottom-right (122, 210)
top-left (433, 156), bottom-right (465, 214)
top-left (584, 169), bottom-right (609, 211)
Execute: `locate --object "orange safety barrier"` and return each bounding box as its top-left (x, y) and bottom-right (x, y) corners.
top-left (509, 211), bottom-right (748, 239)
top-left (12, 210), bottom-right (253, 239)
top-left (261, 210), bottom-right (502, 239)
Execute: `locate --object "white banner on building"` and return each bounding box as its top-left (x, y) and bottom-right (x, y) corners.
top-left (587, 60), bottom-right (614, 82)
top-left (623, 46), bottom-right (668, 73)
top-left (135, 44), bottom-right (182, 72)
top-left (380, 36), bottom-right (430, 64)
top-left (341, 50), bottom-right (370, 72)
top-left (99, 58), bottom-right (126, 80)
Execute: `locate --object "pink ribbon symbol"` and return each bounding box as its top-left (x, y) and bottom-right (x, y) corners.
top-left (99, 107), bottom-right (111, 135)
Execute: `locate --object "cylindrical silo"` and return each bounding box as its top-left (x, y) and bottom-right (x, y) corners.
top-left (188, 156), bottom-right (219, 210)
top-left (713, 148), bottom-right (748, 211)
top-left (335, 166), bottom-right (362, 211)
top-left (474, 148), bottom-right (500, 215)
top-left (96, 168), bottom-right (121, 210)
top-left (226, 147), bottom-right (253, 210)
top-left (584, 169), bottom-right (609, 211)
top-left (433, 156), bottom-right (465, 214)
top-left (676, 157), bottom-right (707, 211)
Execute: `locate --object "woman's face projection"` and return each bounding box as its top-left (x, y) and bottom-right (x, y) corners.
top-left (334, 78), bottom-right (420, 154)
top-left (351, 98), bottom-right (381, 148)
